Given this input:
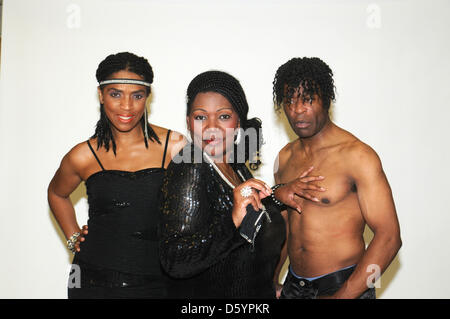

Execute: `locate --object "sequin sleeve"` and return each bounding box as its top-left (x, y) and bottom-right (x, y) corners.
top-left (159, 159), bottom-right (244, 279)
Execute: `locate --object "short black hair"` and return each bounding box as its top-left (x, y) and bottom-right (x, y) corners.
top-left (273, 57), bottom-right (335, 111)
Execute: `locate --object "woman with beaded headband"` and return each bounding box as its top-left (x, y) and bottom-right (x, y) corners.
top-left (48, 52), bottom-right (185, 298)
top-left (159, 70), bottom-right (284, 298)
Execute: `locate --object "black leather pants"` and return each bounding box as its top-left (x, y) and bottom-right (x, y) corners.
top-left (280, 265), bottom-right (376, 299)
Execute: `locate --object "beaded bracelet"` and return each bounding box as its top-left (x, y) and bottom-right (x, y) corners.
top-left (271, 183), bottom-right (287, 209)
top-left (66, 232), bottom-right (81, 254)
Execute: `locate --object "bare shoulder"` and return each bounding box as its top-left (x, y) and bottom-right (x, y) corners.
top-left (274, 139), bottom-right (299, 178)
top-left (150, 124), bottom-right (184, 143)
top-left (346, 139), bottom-right (380, 163)
top-left (278, 139), bottom-right (299, 162)
top-left (150, 124), bottom-right (187, 161)
top-left (342, 136), bottom-right (383, 177)
top-left (60, 139), bottom-right (94, 176)
top-left (167, 130), bottom-right (188, 158)
top-left (149, 123), bottom-right (171, 142)
top-left (168, 130), bottom-right (187, 147)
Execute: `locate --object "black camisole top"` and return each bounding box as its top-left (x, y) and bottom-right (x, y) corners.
top-left (76, 131), bottom-right (171, 276)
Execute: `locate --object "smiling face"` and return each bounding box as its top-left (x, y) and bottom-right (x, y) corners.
top-left (187, 91), bottom-right (240, 160)
top-left (283, 86), bottom-right (329, 138)
top-left (98, 70), bottom-right (148, 135)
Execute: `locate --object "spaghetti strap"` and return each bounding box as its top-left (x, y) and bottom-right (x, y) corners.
top-left (87, 140), bottom-right (105, 171)
top-left (161, 130), bottom-right (171, 168)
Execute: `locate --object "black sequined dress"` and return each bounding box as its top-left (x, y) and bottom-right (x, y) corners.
top-left (159, 144), bottom-right (286, 298)
top-left (68, 131), bottom-right (172, 299)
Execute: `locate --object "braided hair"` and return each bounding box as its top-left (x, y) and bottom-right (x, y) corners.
top-left (93, 52), bottom-right (160, 155)
top-left (273, 57), bottom-right (335, 112)
top-left (186, 70), bottom-right (263, 170)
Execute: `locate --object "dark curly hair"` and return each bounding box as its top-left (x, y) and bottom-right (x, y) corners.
top-left (186, 70), bottom-right (263, 170)
top-left (273, 57), bottom-right (335, 112)
top-left (93, 52), bottom-right (160, 155)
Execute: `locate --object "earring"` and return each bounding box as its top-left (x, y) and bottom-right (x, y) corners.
top-left (143, 108), bottom-right (149, 140)
top-left (234, 128), bottom-right (242, 145)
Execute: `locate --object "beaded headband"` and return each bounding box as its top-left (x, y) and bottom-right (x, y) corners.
top-left (98, 78), bottom-right (151, 87)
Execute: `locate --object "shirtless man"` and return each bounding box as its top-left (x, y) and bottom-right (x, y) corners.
top-left (272, 57), bottom-right (402, 299)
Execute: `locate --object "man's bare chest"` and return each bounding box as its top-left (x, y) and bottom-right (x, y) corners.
top-left (278, 153), bottom-right (357, 207)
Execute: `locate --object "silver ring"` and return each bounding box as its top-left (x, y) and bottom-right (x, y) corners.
top-left (240, 186), bottom-right (253, 198)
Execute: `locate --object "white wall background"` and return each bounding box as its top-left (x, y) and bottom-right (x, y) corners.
top-left (0, 0), bottom-right (449, 299)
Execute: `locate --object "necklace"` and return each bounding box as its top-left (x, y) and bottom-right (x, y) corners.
top-left (204, 151), bottom-right (272, 228)
top-left (203, 152), bottom-right (245, 189)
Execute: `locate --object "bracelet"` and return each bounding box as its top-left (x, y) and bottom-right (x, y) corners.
top-left (66, 232), bottom-right (81, 254)
top-left (271, 183), bottom-right (286, 208)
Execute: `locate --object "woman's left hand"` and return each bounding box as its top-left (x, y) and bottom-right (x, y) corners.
top-left (231, 179), bottom-right (272, 227)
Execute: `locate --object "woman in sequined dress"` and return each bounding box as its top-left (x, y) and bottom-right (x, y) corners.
top-left (48, 52), bottom-right (185, 298)
top-left (159, 70), bottom-right (287, 298)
